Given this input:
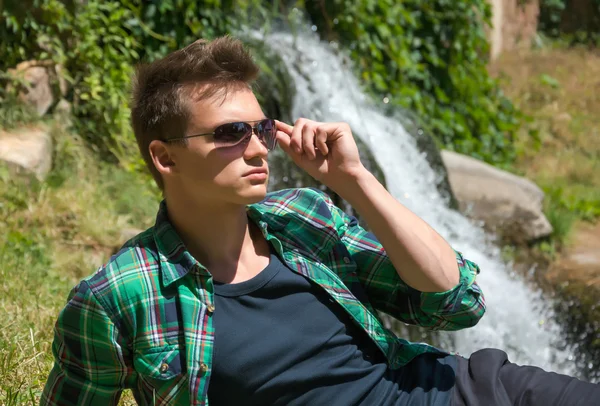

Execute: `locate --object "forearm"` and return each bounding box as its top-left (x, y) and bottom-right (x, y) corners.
top-left (331, 168), bottom-right (460, 292)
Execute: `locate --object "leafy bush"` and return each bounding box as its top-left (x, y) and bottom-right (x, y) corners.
top-left (304, 0), bottom-right (521, 164)
top-left (1, 0), bottom-right (273, 168)
top-left (539, 0), bottom-right (568, 38)
top-left (539, 0), bottom-right (600, 44)
top-left (2, 0), bottom-right (521, 167)
top-left (1, 0), bottom-right (140, 166)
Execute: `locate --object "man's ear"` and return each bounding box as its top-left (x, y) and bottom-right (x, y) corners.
top-left (149, 140), bottom-right (178, 177)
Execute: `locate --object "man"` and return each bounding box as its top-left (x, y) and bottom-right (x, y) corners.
top-left (42, 36), bottom-right (598, 405)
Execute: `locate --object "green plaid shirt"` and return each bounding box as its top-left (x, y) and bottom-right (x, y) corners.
top-left (42, 187), bottom-right (485, 406)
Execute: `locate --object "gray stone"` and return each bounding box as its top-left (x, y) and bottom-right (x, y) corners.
top-left (9, 63), bottom-right (53, 116)
top-left (441, 150), bottom-right (553, 243)
top-left (6, 60), bottom-right (68, 117)
top-left (0, 125), bottom-right (53, 180)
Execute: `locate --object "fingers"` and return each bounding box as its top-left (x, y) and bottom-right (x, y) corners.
top-left (315, 127), bottom-right (329, 155)
top-left (290, 119), bottom-right (304, 155)
top-left (302, 124), bottom-right (317, 160)
top-left (278, 118), bottom-right (335, 159)
top-left (275, 120), bottom-right (293, 135)
top-left (275, 130), bottom-right (295, 156)
top-left (275, 130), bottom-right (291, 148)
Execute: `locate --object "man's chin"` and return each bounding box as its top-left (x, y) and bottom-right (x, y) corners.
top-left (237, 184), bottom-right (269, 204)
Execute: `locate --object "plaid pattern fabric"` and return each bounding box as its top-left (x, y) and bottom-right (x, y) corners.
top-left (41, 187), bottom-right (485, 406)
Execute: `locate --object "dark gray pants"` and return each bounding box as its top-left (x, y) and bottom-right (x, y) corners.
top-left (453, 348), bottom-right (599, 406)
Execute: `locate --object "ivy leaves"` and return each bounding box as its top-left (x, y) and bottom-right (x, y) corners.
top-left (305, 0), bottom-right (521, 164)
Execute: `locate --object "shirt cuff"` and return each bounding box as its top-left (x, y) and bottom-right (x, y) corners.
top-left (418, 250), bottom-right (485, 329)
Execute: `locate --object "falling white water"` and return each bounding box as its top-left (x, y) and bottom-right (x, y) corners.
top-left (261, 29), bottom-right (576, 375)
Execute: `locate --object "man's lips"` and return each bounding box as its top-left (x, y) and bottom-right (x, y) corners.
top-left (243, 168), bottom-right (268, 177)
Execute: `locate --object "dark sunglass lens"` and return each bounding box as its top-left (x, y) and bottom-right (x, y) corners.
top-left (258, 119), bottom-right (277, 150)
top-left (213, 122), bottom-right (252, 147)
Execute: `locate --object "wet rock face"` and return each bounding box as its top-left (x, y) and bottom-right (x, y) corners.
top-left (250, 39), bottom-right (296, 126)
top-left (548, 223), bottom-right (600, 382)
top-left (387, 108), bottom-right (458, 210)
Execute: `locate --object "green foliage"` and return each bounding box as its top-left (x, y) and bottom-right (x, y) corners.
top-left (1, 0), bottom-right (275, 168)
top-left (0, 126), bottom-right (160, 404)
top-left (2, 0), bottom-right (140, 165)
top-left (2, 0), bottom-right (521, 167)
top-left (543, 187), bottom-right (577, 245)
top-left (539, 0), bottom-right (600, 45)
top-left (304, 0), bottom-right (521, 164)
top-left (539, 0), bottom-right (568, 37)
top-left (545, 185), bottom-right (600, 222)
top-left (124, 0), bottom-right (273, 60)
top-left (0, 92), bottom-right (41, 130)
top-left (539, 73), bottom-right (560, 89)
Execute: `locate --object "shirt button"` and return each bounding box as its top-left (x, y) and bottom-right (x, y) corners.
top-left (200, 363), bottom-right (209, 374)
top-left (343, 257), bottom-right (351, 264)
top-left (160, 363), bottom-right (169, 373)
top-left (207, 304), bottom-right (215, 314)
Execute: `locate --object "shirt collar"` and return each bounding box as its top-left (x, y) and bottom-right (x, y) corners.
top-left (153, 200), bottom-right (200, 287)
top-left (153, 197), bottom-right (291, 287)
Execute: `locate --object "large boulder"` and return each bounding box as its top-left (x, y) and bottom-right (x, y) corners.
top-left (6, 60), bottom-right (68, 116)
top-left (441, 150), bottom-right (552, 243)
top-left (0, 125), bottom-right (53, 180)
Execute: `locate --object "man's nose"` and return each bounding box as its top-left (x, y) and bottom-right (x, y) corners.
top-left (244, 130), bottom-right (269, 157)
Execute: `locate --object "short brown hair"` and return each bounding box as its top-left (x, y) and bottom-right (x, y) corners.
top-left (130, 35), bottom-right (260, 190)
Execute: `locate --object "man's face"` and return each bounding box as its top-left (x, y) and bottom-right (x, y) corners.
top-left (162, 87), bottom-right (271, 206)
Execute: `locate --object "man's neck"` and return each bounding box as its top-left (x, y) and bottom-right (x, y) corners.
top-left (165, 193), bottom-right (269, 283)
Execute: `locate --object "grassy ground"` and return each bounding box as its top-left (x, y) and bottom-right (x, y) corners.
top-left (3, 44), bottom-right (600, 403)
top-left (0, 121), bottom-right (158, 404)
top-left (490, 44), bottom-right (600, 251)
top-left (491, 44), bottom-right (600, 382)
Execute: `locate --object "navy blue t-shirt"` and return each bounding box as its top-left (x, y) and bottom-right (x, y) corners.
top-left (207, 245), bottom-right (456, 405)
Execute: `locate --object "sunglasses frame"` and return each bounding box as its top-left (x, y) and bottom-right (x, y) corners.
top-left (164, 118), bottom-right (277, 150)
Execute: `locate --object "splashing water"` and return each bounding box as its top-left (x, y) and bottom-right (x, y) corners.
top-left (262, 29), bottom-right (576, 376)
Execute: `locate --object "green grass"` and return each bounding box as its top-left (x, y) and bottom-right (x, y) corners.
top-left (492, 45), bottom-right (600, 382)
top-left (536, 195), bottom-right (578, 257)
top-left (491, 45), bottom-right (600, 246)
top-left (4, 41), bottom-right (600, 404)
top-left (0, 120), bottom-right (159, 404)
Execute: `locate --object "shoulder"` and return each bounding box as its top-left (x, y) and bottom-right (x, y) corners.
top-left (254, 188), bottom-right (353, 254)
top-left (76, 227), bottom-right (160, 324)
top-left (258, 187), bottom-right (338, 219)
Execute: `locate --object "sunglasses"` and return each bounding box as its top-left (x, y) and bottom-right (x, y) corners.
top-left (165, 118), bottom-right (277, 150)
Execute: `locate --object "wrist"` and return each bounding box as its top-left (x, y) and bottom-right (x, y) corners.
top-left (328, 166), bottom-right (377, 203)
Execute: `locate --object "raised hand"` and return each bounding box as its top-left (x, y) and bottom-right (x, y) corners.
top-left (275, 118), bottom-right (366, 187)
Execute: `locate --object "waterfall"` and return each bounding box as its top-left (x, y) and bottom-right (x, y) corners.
top-left (261, 29), bottom-right (577, 376)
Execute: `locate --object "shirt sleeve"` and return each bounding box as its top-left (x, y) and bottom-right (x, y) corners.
top-left (41, 280), bottom-right (132, 405)
top-left (321, 191), bottom-right (486, 331)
